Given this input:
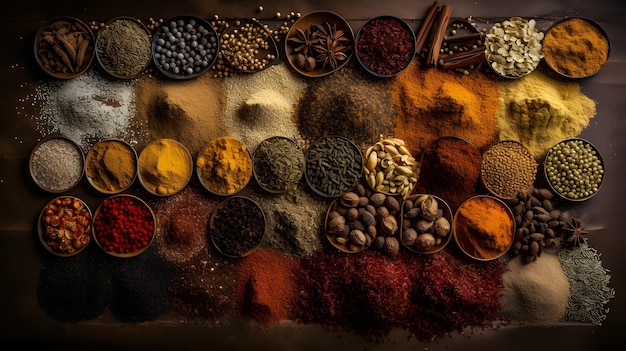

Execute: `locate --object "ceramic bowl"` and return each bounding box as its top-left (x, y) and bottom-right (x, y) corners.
top-left (38, 196), bottom-right (92, 257)
top-left (34, 17), bottom-right (95, 79)
top-left (209, 196), bottom-right (265, 258)
top-left (400, 194), bottom-right (453, 254)
top-left (95, 16), bottom-right (152, 79)
top-left (84, 138), bottom-right (138, 194)
top-left (137, 138), bottom-right (193, 197)
top-left (285, 11), bottom-right (354, 77)
top-left (220, 18), bottom-right (279, 73)
top-left (29, 135), bottom-right (85, 193)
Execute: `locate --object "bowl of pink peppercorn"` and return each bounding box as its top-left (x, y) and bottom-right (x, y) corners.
top-left (355, 15), bottom-right (416, 78)
top-left (92, 194), bottom-right (156, 258)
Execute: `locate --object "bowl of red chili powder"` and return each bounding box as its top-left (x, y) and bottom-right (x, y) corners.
top-left (92, 194), bottom-right (156, 258)
top-left (355, 15), bottom-right (416, 78)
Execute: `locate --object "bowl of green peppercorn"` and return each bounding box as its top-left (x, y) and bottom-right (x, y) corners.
top-left (543, 138), bottom-right (605, 201)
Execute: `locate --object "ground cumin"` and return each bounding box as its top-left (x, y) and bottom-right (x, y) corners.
top-left (543, 18), bottom-right (609, 78)
top-left (392, 62), bottom-right (499, 159)
top-left (85, 139), bottom-right (136, 193)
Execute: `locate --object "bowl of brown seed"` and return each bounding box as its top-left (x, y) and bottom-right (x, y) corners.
top-left (95, 16), bottom-right (152, 79)
top-left (34, 17), bottom-right (95, 79)
top-left (285, 11), bottom-right (354, 78)
top-left (480, 140), bottom-right (537, 201)
top-left (400, 194), bottom-right (453, 255)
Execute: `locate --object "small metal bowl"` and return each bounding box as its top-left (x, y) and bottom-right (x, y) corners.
top-left (196, 136), bottom-right (253, 196)
top-left (137, 138), bottom-right (193, 197)
top-left (542, 17), bottom-right (610, 79)
top-left (92, 194), bottom-right (156, 258)
top-left (34, 17), bottom-right (95, 79)
top-left (209, 196), bottom-right (265, 258)
top-left (453, 195), bottom-right (515, 261)
top-left (29, 135), bottom-right (85, 193)
top-left (152, 15), bottom-right (219, 79)
top-left (355, 15), bottom-right (416, 78)
top-left (220, 18), bottom-right (279, 74)
top-left (285, 11), bottom-right (354, 78)
top-left (400, 194), bottom-right (453, 255)
top-left (95, 16), bottom-right (152, 79)
top-left (38, 196), bottom-right (92, 257)
top-left (85, 139), bottom-right (137, 194)
top-left (543, 138), bottom-right (605, 202)
top-left (252, 136), bottom-right (304, 194)
top-left (304, 135), bottom-right (363, 198)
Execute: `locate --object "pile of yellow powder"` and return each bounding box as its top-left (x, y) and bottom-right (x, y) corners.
top-left (497, 70), bottom-right (597, 159)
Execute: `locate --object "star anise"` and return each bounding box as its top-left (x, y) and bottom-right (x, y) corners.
top-left (287, 27), bottom-right (319, 56)
top-left (313, 22), bottom-right (350, 47)
top-left (561, 218), bottom-right (589, 247)
top-left (313, 36), bottom-right (348, 69)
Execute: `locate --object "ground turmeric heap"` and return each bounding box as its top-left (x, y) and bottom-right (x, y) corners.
top-left (138, 138), bottom-right (193, 196)
top-left (543, 18), bottom-right (609, 77)
top-left (196, 136), bottom-right (253, 195)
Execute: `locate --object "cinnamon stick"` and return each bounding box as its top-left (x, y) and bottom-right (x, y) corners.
top-left (443, 32), bottom-right (483, 44)
top-left (440, 46), bottom-right (486, 69)
top-left (415, 1), bottom-right (440, 55)
top-left (426, 4), bottom-right (452, 66)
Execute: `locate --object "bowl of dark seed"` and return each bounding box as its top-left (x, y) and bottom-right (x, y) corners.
top-left (219, 18), bottom-right (278, 74)
top-left (285, 11), bottom-right (354, 77)
top-left (252, 136), bottom-right (305, 194)
top-left (152, 16), bottom-right (219, 79)
top-left (304, 135), bottom-right (363, 198)
top-left (95, 16), bottom-right (152, 79)
top-left (400, 194), bottom-right (453, 255)
top-left (480, 140), bottom-right (537, 200)
top-left (543, 138), bottom-right (605, 201)
top-left (34, 17), bottom-right (95, 79)
top-left (355, 15), bottom-right (416, 78)
top-left (209, 196), bottom-right (266, 258)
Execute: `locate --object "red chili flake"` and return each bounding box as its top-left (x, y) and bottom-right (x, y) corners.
top-left (94, 196), bottom-right (154, 254)
top-left (356, 18), bottom-right (415, 76)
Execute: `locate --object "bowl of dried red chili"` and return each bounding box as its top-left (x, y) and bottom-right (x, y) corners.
top-left (285, 10), bottom-right (354, 77)
top-left (92, 194), bottom-right (156, 258)
top-left (209, 196), bottom-right (265, 258)
top-left (38, 196), bottom-right (92, 257)
top-left (355, 15), bottom-right (416, 78)
top-left (34, 17), bottom-right (95, 79)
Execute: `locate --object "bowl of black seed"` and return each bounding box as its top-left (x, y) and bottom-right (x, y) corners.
top-left (304, 135), bottom-right (363, 198)
top-left (209, 196), bottom-right (266, 258)
top-left (152, 15), bottom-right (219, 79)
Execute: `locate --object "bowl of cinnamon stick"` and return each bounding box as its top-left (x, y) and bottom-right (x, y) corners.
top-left (34, 17), bottom-right (95, 79)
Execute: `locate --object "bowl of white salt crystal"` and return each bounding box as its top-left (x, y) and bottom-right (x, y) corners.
top-left (29, 135), bottom-right (85, 193)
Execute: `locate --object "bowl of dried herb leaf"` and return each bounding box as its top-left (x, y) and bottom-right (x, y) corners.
top-left (285, 11), bottom-right (354, 77)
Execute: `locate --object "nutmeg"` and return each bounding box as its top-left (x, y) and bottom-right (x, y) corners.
top-left (346, 207), bottom-right (359, 221)
top-left (404, 207), bottom-right (421, 219)
top-left (327, 215), bottom-right (345, 234)
top-left (385, 196), bottom-right (400, 213)
top-left (369, 193), bottom-right (386, 207)
top-left (340, 192), bottom-right (360, 207)
top-left (414, 219), bottom-right (433, 233)
top-left (402, 228), bottom-right (418, 247)
top-left (415, 233), bottom-right (436, 251)
top-left (304, 56), bottom-right (317, 71)
top-left (349, 229), bottom-right (367, 246)
top-left (433, 217), bottom-right (450, 237)
top-left (380, 216), bottom-right (398, 236)
top-left (383, 236), bottom-right (400, 256)
top-left (373, 236), bottom-right (385, 251)
top-left (376, 206), bottom-right (389, 219)
top-left (420, 196), bottom-right (439, 221)
top-left (360, 211), bottom-right (376, 227)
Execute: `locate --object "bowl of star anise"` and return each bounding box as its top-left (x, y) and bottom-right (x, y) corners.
top-left (285, 11), bottom-right (354, 77)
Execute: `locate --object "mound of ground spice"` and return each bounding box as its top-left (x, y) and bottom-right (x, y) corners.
top-left (392, 62), bottom-right (499, 158)
top-left (235, 247), bottom-right (299, 327)
top-left (297, 63), bottom-right (396, 148)
top-left (294, 248), bottom-right (506, 342)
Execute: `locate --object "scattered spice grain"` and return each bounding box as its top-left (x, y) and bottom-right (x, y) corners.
top-left (109, 246), bottom-right (173, 322)
top-left (392, 61), bottom-right (499, 158)
top-left (297, 64), bottom-right (395, 147)
top-left (37, 248), bottom-right (112, 322)
top-left (155, 182), bottom-right (219, 264)
top-left (497, 70), bottom-right (597, 159)
top-left (558, 243), bottom-right (616, 325)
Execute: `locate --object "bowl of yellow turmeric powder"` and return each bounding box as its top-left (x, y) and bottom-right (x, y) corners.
top-left (542, 17), bottom-right (610, 79)
top-left (137, 138), bottom-right (193, 196)
top-left (196, 136), bottom-right (253, 196)
top-left (34, 17), bottom-right (95, 79)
